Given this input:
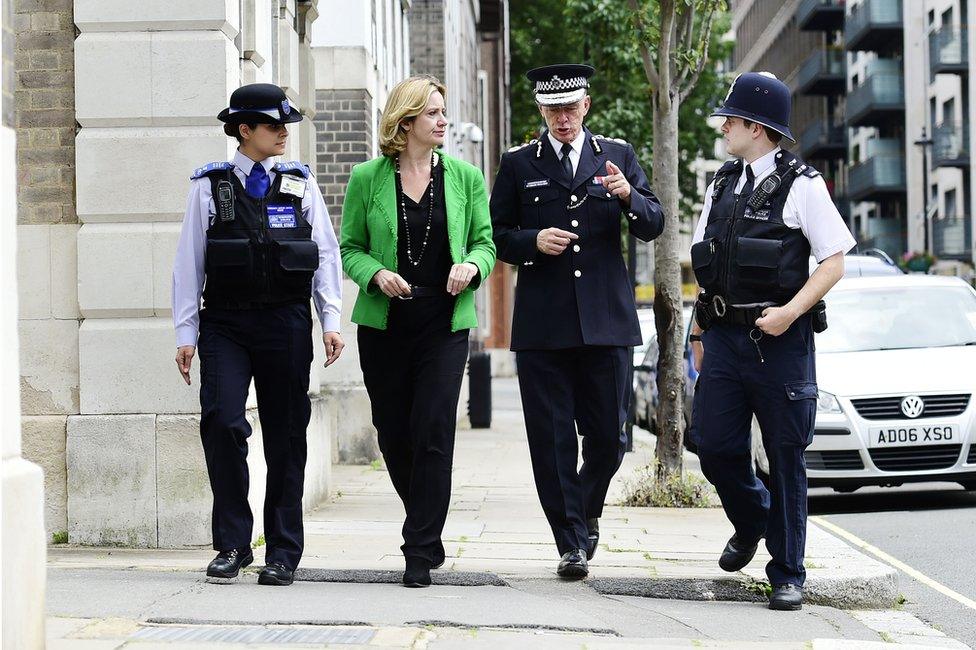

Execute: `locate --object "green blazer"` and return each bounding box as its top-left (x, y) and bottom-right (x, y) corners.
top-left (340, 152), bottom-right (496, 331)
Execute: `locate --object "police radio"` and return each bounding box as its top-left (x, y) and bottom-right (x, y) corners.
top-left (746, 172), bottom-right (781, 210)
top-left (217, 180), bottom-right (235, 222)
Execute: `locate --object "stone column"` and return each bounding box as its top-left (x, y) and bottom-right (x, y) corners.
top-left (14, 0), bottom-right (77, 545)
top-left (2, 0), bottom-right (47, 646)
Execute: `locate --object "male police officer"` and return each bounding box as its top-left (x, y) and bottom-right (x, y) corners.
top-left (491, 64), bottom-right (664, 578)
top-left (172, 83), bottom-right (344, 586)
top-left (689, 72), bottom-right (855, 609)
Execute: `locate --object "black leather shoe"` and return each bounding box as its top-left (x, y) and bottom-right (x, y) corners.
top-left (258, 562), bottom-right (294, 586)
top-left (403, 557), bottom-right (432, 588)
top-left (769, 583), bottom-right (803, 611)
top-left (431, 554), bottom-right (446, 570)
top-left (586, 518), bottom-right (600, 561)
top-left (718, 534), bottom-right (760, 572)
top-left (206, 548), bottom-right (253, 579)
top-left (557, 549), bottom-right (589, 579)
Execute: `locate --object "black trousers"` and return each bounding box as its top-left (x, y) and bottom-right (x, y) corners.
top-left (358, 297), bottom-right (469, 563)
top-left (516, 346), bottom-right (630, 555)
top-left (689, 317), bottom-right (817, 586)
top-left (197, 302), bottom-right (313, 571)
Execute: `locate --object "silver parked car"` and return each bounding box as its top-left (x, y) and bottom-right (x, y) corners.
top-left (757, 274), bottom-right (976, 492)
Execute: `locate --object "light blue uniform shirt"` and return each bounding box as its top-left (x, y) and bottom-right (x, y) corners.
top-left (172, 149), bottom-right (342, 348)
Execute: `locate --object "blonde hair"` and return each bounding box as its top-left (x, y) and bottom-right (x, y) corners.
top-left (378, 75), bottom-right (447, 156)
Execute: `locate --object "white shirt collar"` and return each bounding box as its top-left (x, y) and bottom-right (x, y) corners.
top-left (743, 146), bottom-right (780, 181)
top-left (547, 129), bottom-right (586, 158)
top-left (233, 149), bottom-right (275, 176)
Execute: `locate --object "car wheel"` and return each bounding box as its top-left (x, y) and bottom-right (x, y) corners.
top-left (959, 481), bottom-right (976, 491)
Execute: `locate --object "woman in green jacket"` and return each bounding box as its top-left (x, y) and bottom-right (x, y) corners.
top-left (339, 75), bottom-right (495, 588)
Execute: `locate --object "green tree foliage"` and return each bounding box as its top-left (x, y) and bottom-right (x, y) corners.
top-left (509, 0), bottom-right (731, 219)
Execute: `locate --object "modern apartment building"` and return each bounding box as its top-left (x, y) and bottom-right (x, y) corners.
top-left (730, 0), bottom-right (975, 270)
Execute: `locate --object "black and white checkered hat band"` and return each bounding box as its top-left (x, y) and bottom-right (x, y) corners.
top-left (534, 76), bottom-right (589, 93)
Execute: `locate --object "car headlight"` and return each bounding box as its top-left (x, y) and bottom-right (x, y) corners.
top-left (817, 390), bottom-right (843, 414)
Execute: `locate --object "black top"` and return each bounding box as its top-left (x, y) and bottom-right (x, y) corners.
top-left (395, 160), bottom-right (452, 287)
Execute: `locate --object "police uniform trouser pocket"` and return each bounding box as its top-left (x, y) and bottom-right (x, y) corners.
top-left (783, 380), bottom-right (817, 447)
top-left (691, 237), bottom-right (721, 287)
top-left (735, 237), bottom-right (782, 288)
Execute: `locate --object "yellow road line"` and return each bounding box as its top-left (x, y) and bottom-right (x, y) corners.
top-left (811, 515), bottom-right (976, 611)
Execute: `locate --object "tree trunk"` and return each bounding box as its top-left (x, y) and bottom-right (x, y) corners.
top-left (651, 95), bottom-right (685, 482)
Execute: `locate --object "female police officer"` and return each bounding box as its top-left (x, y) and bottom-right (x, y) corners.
top-left (172, 83), bottom-right (344, 586)
top-left (689, 72), bottom-right (855, 610)
top-left (339, 75), bottom-right (495, 588)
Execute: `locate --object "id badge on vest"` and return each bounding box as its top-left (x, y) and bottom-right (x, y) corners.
top-left (267, 203), bottom-right (297, 229)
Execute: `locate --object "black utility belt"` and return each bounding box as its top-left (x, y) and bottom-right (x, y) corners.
top-left (396, 285), bottom-right (449, 300)
top-left (203, 297), bottom-right (308, 311)
top-left (696, 294), bottom-right (827, 333)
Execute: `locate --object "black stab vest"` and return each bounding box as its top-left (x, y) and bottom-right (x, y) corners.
top-left (691, 151), bottom-right (816, 305)
top-left (201, 167), bottom-right (318, 309)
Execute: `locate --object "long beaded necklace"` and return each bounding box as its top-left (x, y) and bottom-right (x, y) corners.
top-left (394, 151), bottom-right (436, 267)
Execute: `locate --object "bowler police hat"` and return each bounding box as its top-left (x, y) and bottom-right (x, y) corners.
top-left (711, 72), bottom-right (793, 142)
top-left (217, 83), bottom-right (303, 125)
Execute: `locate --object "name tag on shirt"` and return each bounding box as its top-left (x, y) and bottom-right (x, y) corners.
top-left (280, 175), bottom-right (307, 198)
top-left (267, 204), bottom-right (297, 228)
top-left (524, 179), bottom-right (549, 189)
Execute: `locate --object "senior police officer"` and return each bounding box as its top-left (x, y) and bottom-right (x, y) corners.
top-left (491, 64), bottom-right (664, 578)
top-left (172, 83), bottom-right (344, 586)
top-left (688, 72), bottom-right (855, 610)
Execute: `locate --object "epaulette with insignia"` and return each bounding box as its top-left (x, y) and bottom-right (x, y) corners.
top-left (190, 161), bottom-right (233, 180)
top-left (800, 164), bottom-right (820, 179)
top-left (507, 139), bottom-right (537, 153)
top-left (774, 150), bottom-right (820, 179)
top-left (593, 134), bottom-right (629, 145)
top-left (273, 161), bottom-right (311, 178)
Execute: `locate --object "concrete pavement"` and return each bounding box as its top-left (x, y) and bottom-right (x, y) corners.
top-left (44, 377), bottom-right (961, 648)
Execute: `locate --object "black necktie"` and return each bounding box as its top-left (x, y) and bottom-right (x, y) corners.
top-left (560, 142), bottom-right (574, 181)
top-left (741, 164), bottom-right (755, 197)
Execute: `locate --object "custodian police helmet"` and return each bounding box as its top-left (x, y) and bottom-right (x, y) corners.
top-left (217, 83), bottom-right (303, 125)
top-left (711, 71), bottom-right (794, 142)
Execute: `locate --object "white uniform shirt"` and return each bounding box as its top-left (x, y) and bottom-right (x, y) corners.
top-left (172, 149), bottom-right (342, 348)
top-left (692, 147), bottom-right (856, 264)
top-left (547, 129), bottom-right (586, 177)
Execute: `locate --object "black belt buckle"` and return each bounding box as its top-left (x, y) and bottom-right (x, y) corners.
top-left (711, 294), bottom-right (727, 319)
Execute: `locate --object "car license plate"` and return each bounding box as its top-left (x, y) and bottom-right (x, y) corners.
top-left (869, 424), bottom-right (957, 447)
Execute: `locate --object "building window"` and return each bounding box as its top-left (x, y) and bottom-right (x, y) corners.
top-left (943, 97), bottom-right (956, 124)
top-left (941, 7), bottom-right (953, 28)
top-left (945, 188), bottom-right (957, 219)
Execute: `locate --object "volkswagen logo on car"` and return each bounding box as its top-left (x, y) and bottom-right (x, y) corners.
top-left (900, 395), bottom-right (925, 419)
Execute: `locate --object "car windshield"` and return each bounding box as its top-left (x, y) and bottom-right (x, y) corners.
top-left (818, 285), bottom-right (976, 353)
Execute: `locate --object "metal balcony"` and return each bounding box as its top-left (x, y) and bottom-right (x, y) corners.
top-left (845, 0), bottom-right (903, 53)
top-left (798, 0), bottom-right (846, 32)
top-left (933, 215), bottom-right (973, 260)
top-left (845, 73), bottom-right (904, 128)
top-left (848, 154), bottom-right (906, 202)
top-left (799, 120), bottom-right (847, 160)
top-left (797, 50), bottom-right (847, 95)
top-left (929, 27), bottom-right (969, 75)
top-left (932, 122), bottom-right (970, 168)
